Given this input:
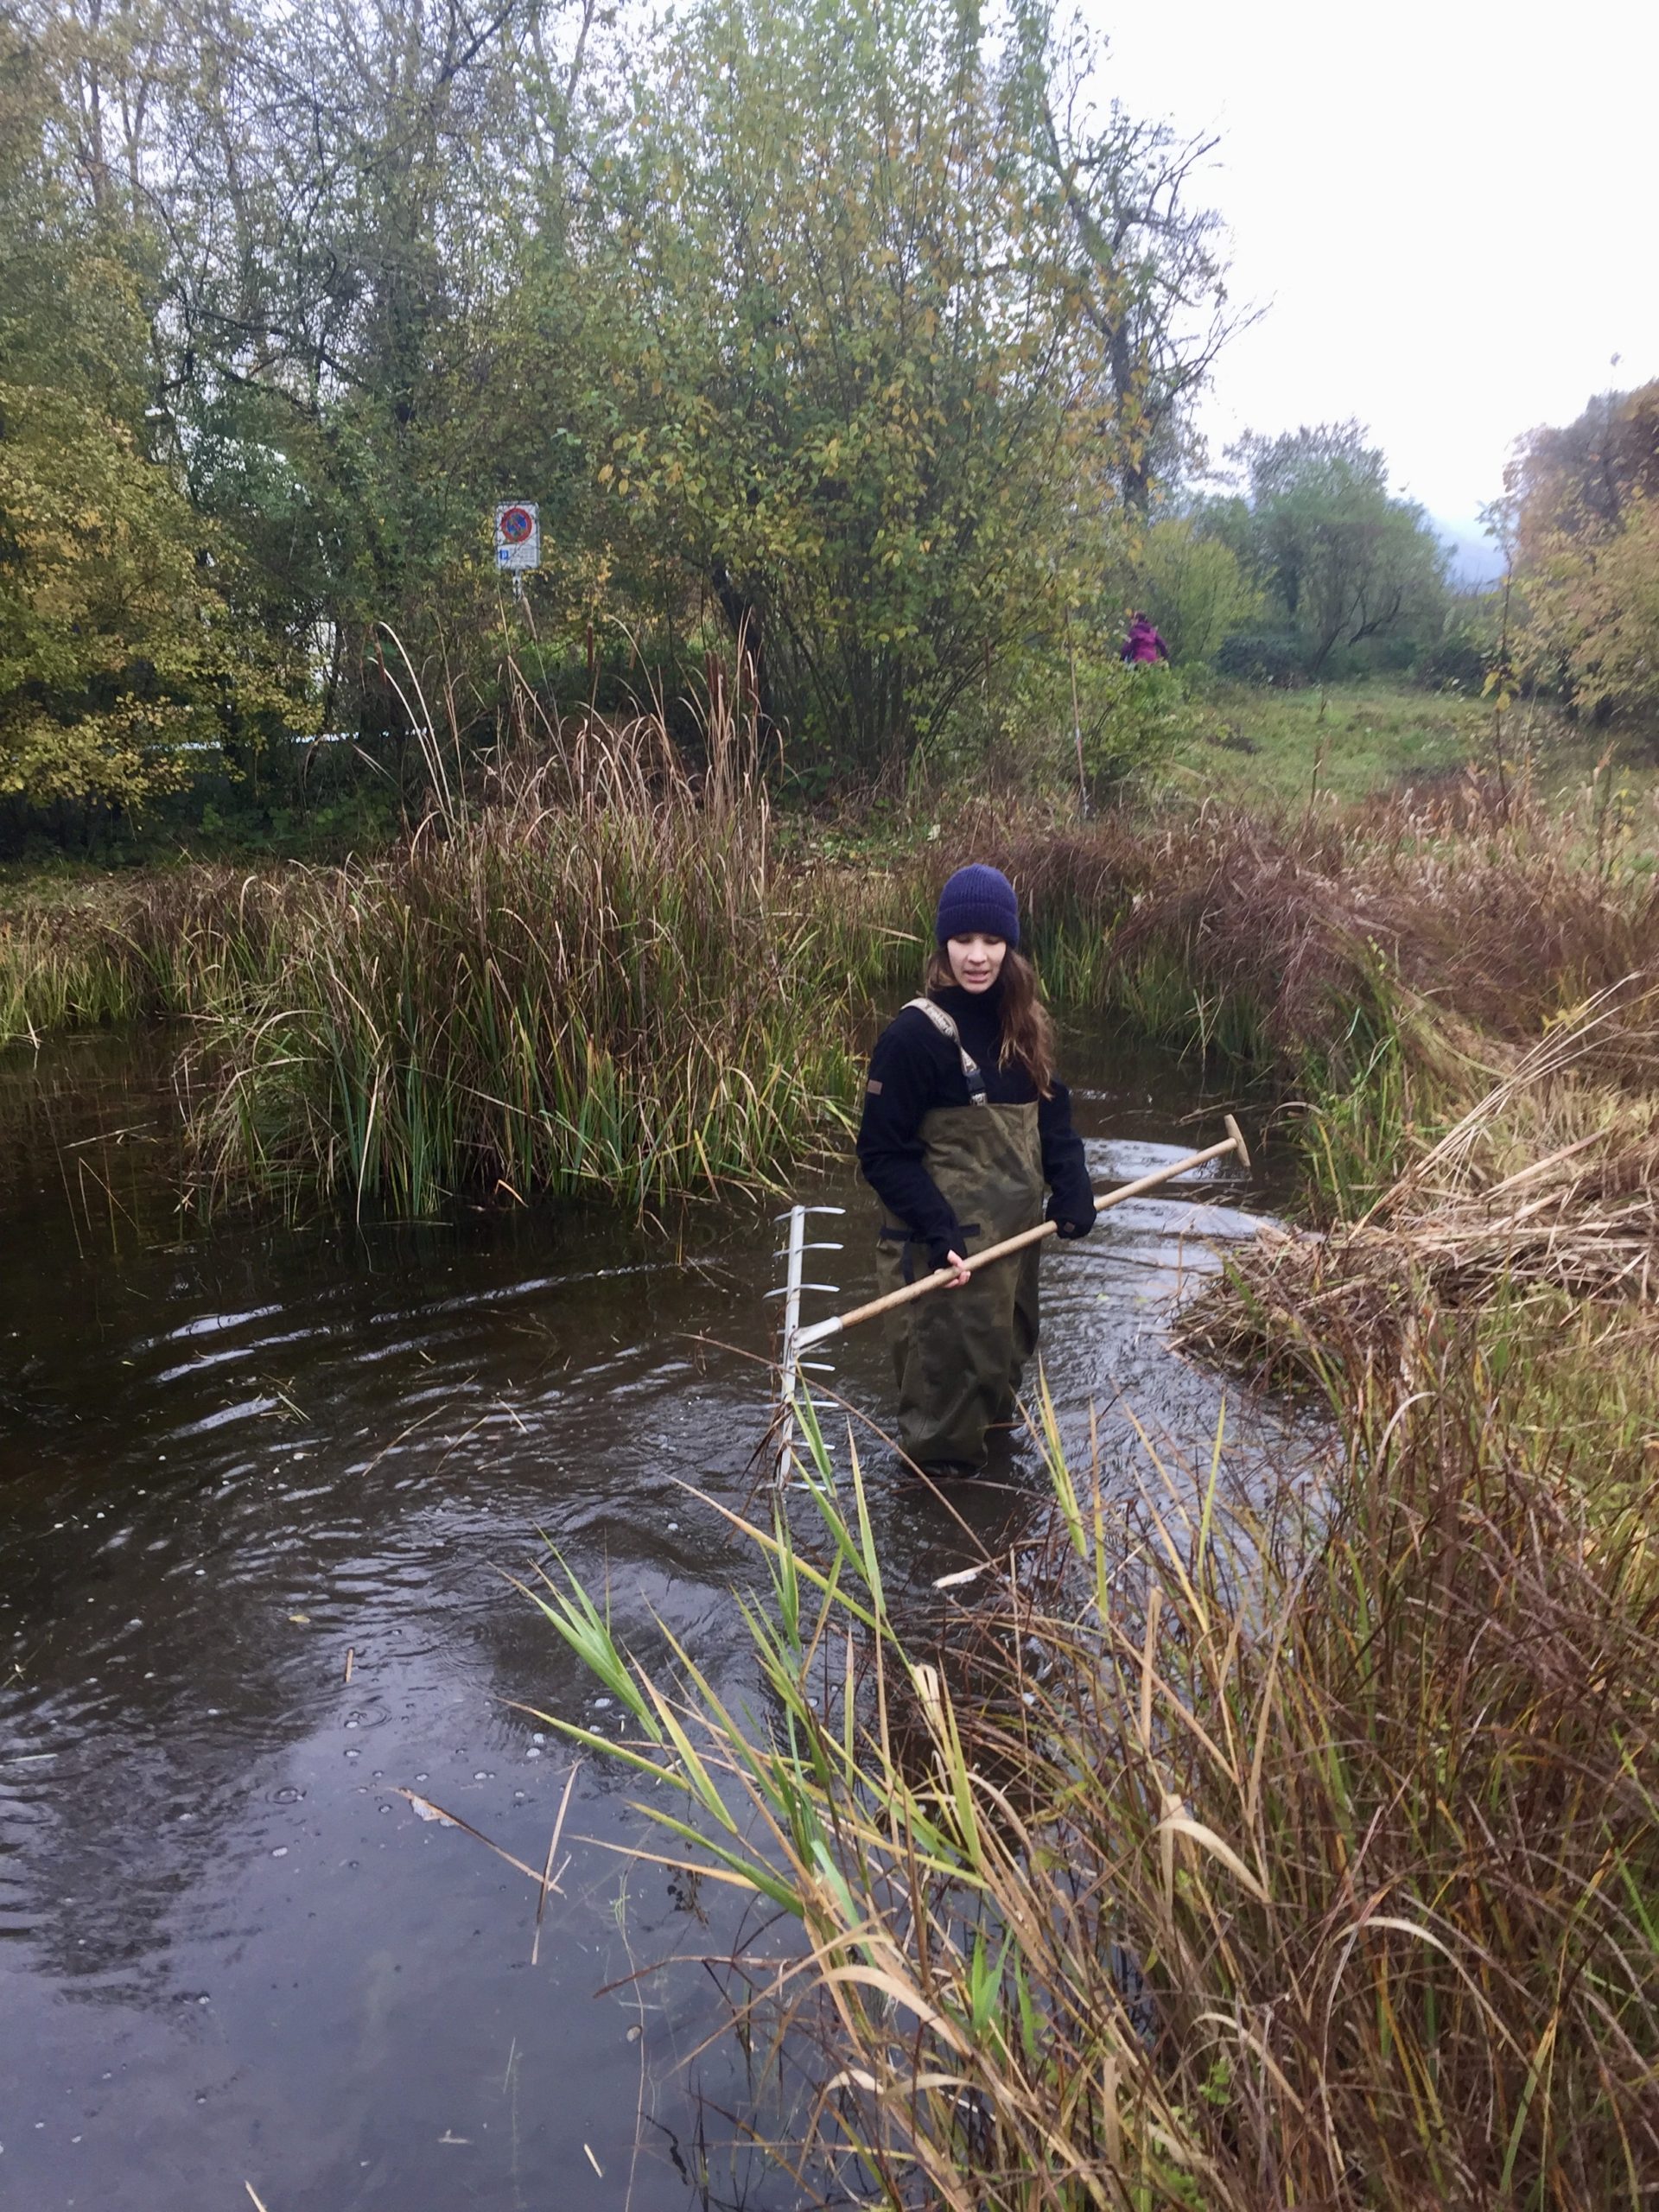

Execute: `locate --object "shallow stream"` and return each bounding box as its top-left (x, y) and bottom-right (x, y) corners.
top-left (0, 1025), bottom-right (1325, 2210)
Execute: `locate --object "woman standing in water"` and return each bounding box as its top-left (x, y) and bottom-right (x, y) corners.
top-left (855, 863), bottom-right (1096, 1479)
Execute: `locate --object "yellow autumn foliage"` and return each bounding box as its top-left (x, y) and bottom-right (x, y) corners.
top-left (0, 382), bottom-right (307, 806)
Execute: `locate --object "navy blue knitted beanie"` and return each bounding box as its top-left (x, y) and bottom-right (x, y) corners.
top-left (935, 863), bottom-right (1020, 948)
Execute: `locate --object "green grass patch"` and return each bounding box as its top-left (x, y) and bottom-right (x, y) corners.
top-left (1163, 678), bottom-right (1659, 814)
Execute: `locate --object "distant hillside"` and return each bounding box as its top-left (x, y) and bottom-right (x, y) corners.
top-left (1434, 517), bottom-right (1504, 588)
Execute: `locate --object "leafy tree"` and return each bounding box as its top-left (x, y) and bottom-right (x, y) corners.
top-left (1134, 517), bottom-right (1260, 664)
top-left (0, 381), bottom-right (306, 806)
top-left (1525, 496), bottom-right (1659, 718)
top-left (1510, 384), bottom-right (1659, 721)
top-left (579, 0), bottom-right (1139, 779)
top-left (0, 12), bottom-right (304, 811)
top-left (20, 0), bottom-right (610, 727)
top-left (0, 10), bottom-right (152, 411)
top-left (1511, 382), bottom-right (1659, 559)
top-left (1218, 423), bottom-right (1448, 677)
top-left (1017, 6), bottom-right (1251, 513)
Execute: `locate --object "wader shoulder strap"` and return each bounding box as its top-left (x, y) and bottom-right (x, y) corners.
top-left (904, 997), bottom-right (988, 1106)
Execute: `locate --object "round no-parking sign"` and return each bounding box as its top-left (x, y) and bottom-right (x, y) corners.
top-left (493, 502), bottom-right (540, 570)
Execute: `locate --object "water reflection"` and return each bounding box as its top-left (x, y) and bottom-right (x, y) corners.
top-left (0, 1025), bottom-right (1322, 2210)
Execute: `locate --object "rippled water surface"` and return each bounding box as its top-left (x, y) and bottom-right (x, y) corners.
top-left (0, 1026), bottom-right (1323, 2210)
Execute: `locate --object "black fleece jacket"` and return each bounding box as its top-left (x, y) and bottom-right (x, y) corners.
top-left (855, 982), bottom-right (1096, 1265)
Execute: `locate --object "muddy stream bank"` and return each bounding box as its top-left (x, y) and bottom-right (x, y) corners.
top-left (0, 1024), bottom-right (1325, 2211)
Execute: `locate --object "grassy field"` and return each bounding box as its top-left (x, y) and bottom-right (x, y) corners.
top-left (1164, 678), bottom-right (1659, 816)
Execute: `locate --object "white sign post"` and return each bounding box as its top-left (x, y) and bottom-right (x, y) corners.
top-left (493, 502), bottom-right (540, 573)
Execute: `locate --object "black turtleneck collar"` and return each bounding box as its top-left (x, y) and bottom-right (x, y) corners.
top-left (929, 976), bottom-right (1005, 1025)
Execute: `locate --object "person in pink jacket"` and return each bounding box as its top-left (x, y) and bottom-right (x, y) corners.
top-left (1121, 612), bottom-right (1170, 664)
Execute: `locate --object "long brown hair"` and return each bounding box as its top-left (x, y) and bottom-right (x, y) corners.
top-left (925, 944), bottom-right (1057, 1096)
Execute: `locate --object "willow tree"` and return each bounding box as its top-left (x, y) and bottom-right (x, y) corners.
top-left (0, 11), bottom-right (302, 814)
top-left (581, 0), bottom-right (1137, 779)
top-left (1013, 5), bottom-right (1250, 518)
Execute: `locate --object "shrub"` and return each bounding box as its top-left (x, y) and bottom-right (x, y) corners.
top-left (1135, 518), bottom-right (1263, 664)
top-left (1213, 629), bottom-right (1307, 684)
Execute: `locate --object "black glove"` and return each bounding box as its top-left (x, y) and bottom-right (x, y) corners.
top-left (1048, 1201), bottom-right (1093, 1241)
top-left (925, 1217), bottom-right (968, 1270)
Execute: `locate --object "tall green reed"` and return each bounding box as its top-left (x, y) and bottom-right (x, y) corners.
top-left (182, 718), bottom-right (865, 1211)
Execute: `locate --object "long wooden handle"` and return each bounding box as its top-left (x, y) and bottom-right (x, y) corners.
top-left (793, 1117), bottom-right (1249, 1350)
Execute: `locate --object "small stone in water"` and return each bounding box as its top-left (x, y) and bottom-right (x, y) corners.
top-left (594, 1697), bottom-right (612, 1710)
top-left (271, 1847), bottom-right (288, 1858)
top-left (525, 1747), bottom-right (541, 1759)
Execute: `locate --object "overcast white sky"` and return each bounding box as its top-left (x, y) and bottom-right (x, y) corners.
top-left (1091, 0), bottom-right (1658, 563)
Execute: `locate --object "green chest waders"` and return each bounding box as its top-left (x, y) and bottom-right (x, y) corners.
top-left (873, 1003), bottom-right (1046, 1471)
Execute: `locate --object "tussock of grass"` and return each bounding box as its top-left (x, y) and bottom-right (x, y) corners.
top-left (177, 717), bottom-right (887, 1212)
top-left (1181, 978), bottom-right (1659, 1395)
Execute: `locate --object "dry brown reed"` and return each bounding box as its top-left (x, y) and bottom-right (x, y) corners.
top-left (1181, 978), bottom-right (1659, 1395)
top-left (996, 791), bottom-right (1659, 1075)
